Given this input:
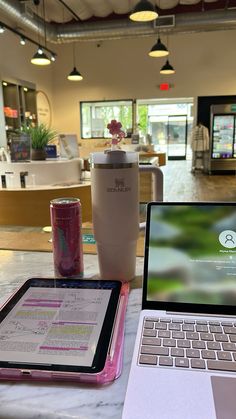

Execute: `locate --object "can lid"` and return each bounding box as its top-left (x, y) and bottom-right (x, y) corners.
top-left (50, 197), bottom-right (80, 207)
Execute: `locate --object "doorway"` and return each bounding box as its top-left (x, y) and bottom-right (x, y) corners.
top-left (167, 115), bottom-right (187, 160)
top-left (148, 114), bottom-right (188, 160)
top-left (137, 99), bottom-right (193, 160)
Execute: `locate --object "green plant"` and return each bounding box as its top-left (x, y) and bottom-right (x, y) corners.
top-left (21, 123), bottom-right (57, 149)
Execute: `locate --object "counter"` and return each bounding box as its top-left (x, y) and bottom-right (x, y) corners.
top-left (0, 158), bottom-right (83, 189)
top-left (0, 250), bottom-right (143, 419)
top-left (0, 158), bottom-right (91, 226)
top-left (0, 183), bottom-right (92, 226)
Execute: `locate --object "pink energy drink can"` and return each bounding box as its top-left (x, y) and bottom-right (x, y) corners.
top-left (50, 197), bottom-right (84, 278)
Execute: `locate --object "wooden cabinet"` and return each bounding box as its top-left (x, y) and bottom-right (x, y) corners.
top-left (2, 78), bottom-right (37, 141)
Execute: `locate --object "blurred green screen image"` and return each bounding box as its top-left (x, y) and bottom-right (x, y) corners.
top-left (147, 204), bottom-right (236, 306)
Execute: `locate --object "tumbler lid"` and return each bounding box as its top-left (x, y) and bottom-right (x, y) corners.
top-left (90, 150), bottom-right (138, 167)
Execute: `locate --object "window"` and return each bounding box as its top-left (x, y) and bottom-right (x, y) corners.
top-left (80, 100), bottom-right (133, 139)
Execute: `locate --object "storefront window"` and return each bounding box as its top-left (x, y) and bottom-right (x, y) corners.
top-left (80, 100), bottom-right (133, 138)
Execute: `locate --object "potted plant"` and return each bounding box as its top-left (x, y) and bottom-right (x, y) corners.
top-left (22, 123), bottom-right (57, 160)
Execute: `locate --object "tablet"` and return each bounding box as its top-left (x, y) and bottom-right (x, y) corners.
top-left (0, 278), bottom-right (122, 377)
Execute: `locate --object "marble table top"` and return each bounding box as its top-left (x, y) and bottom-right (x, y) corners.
top-left (0, 250), bottom-right (144, 419)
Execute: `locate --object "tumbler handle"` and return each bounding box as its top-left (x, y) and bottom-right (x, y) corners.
top-left (139, 164), bottom-right (164, 231)
top-left (139, 164), bottom-right (164, 202)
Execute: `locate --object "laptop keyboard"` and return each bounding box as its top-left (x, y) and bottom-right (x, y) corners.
top-left (138, 317), bottom-right (236, 372)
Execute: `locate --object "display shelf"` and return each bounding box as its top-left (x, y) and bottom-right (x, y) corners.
top-left (1, 78), bottom-right (37, 141)
top-left (20, 86), bottom-right (37, 126)
top-left (3, 82), bottom-right (20, 133)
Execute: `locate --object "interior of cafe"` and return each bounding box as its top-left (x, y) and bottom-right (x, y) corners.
top-left (1, 1), bottom-right (236, 419)
top-left (1, 1), bottom-right (236, 221)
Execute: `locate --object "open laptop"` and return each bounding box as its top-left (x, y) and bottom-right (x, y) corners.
top-left (122, 202), bottom-right (236, 419)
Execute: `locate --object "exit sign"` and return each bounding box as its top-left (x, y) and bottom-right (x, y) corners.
top-left (158, 83), bottom-right (174, 90)
top-left (159, 83), bottom-right (170, 91)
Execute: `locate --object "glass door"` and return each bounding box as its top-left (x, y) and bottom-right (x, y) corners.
top-left (167, 115), bottom-right (187, 160)
top-left (148, 115), bottom-right (168, 152)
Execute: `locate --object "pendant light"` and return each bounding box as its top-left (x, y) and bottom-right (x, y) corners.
top-left (160, 36), bottom-right (175, 74)
top-left (129, 0), bottom-right (158, 22)
top-left (160, 59), bottom-right (175, 75)
top-left (31, 0), bottom-right (50, 66)
top-left (149, 36), bottom-right (169, 58)
top-left (67, 43), bottom-right (83, 81)
top-left (31, 46), bottom-right (50, 65)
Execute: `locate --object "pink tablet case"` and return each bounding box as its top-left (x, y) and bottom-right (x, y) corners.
top-left (0, 282), bottom-right (129, 385)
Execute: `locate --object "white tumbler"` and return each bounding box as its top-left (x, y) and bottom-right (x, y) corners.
top-left (90, 150), bottom-right (139, 282)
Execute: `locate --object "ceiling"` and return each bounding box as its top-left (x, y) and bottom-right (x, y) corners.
top-left (30, 0), bottom-right (236, 24)
top-left (1, 0), bottom-right (236, 44)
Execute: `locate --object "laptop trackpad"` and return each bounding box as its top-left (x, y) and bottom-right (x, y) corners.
top-left (211, 376), bottom-right (236, 419)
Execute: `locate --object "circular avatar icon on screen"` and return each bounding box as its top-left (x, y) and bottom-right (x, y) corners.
top-left (219, 230), bottom-right (236, 249)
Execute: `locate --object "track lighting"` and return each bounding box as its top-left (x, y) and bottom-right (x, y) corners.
top-left (20, 36), bottom-right (26, 45)
top-left (0, 20), bottom-right (56, 65)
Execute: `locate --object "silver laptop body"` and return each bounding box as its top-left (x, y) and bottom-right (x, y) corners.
top-left (122, 202), bottom-right (236, 419)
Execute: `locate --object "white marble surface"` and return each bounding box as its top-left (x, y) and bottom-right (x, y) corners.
top-left (0, 158), bottom-right (82, 189)
top-left (0, 250), bottom-right (144, 419)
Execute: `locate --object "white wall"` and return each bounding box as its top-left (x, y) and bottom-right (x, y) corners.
top-left (51, 29), bottom-right (236, 138)
top-left (1, 28), bottom-right (236, 141)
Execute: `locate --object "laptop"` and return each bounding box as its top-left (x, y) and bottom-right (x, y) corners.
top-left (122, 202), bottom-right (236, 419)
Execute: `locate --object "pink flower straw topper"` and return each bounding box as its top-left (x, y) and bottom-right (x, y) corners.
top-left (107, 120), bottom-right (125, 148)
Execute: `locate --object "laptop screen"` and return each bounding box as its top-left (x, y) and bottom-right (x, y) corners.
top-left (143, 202), bottom-right (236, 313)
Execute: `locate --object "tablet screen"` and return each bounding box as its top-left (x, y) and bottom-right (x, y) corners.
top-left (0, 278), bottom-right (121, 374)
